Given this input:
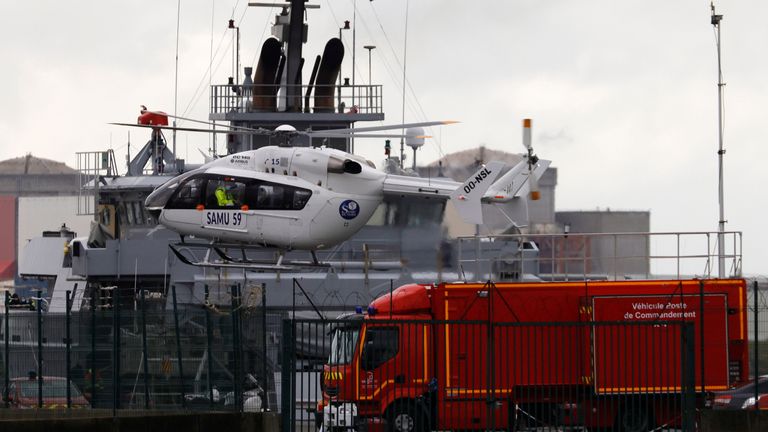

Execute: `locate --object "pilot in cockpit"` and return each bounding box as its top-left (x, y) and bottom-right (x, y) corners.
top-left (215, 184), bottom-right (236, 207)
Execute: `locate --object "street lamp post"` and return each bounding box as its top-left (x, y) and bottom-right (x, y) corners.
top-left (364, 45), bottom-right (376, 113)
top-left (338, 20), bottom-right (350, 112)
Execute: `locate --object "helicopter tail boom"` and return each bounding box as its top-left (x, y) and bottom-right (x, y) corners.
top-left (448, 161), bottom-right (506, 225)
top-left (482, 159), bottom-right (551, 203)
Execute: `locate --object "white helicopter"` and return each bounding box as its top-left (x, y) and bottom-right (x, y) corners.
top-left (134, 115), bottom-right (549, 269)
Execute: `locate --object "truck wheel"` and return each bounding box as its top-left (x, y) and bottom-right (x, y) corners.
top-left (387, 402), bottom-right (426, 432)
top-left (616, 405), bottom-right (653, 432)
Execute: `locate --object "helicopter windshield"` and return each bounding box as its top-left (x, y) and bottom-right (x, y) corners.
top-left (145, 168), bottom-right (205, 210)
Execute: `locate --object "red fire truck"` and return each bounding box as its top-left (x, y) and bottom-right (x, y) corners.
top-left (319, 279), bottom-right (748, 432)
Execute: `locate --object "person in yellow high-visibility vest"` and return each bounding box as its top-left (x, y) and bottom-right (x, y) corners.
top-left (215, 185), bottom-right (235, 207)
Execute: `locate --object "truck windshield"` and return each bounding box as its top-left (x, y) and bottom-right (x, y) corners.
top-left (329, 327), bottom-right (360, 365)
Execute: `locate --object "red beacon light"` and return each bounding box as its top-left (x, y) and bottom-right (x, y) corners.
top-left (137, 105), bottom-right (169, 126)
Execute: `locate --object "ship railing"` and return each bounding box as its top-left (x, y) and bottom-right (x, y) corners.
top-left (456, 231), bottom-right (743, 281)
top-left (76, 150), bottom-right (119, 217)
top-left (210, 83), bottom-right (383, 116)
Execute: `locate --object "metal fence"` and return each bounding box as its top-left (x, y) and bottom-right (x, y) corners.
top-left (4, 278), bottom-right (768, 431)
top-left (283, 317), bottom-right (697, 432)
top-left (1, 285), bottom-right (273, 414)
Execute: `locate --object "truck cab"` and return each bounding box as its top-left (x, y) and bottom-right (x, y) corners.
top-left (321, 284), bottom-right (433, 432)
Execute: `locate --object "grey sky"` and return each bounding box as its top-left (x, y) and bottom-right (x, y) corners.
top-left (0, 1), bottom-right (766, 274)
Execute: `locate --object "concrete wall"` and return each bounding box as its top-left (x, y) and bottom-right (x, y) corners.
top-left (555, 210), bottom-right (651, 277)
top-left (0, 411), bottom-right (280, 432)
top-left (556, 210), bottom-right (650, 234)
top-left (0, 174), bottom-right (80, 196)
top-left (17, 195), bottom-right (92, 268)
top-left (0, 195), bottom-right (16, 280)
top-left (528, 167), bottom-right (557, 225)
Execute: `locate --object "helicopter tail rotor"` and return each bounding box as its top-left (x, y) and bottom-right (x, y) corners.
top-left (523, 119), bottom-right (541, 201)
top-left (451, 119), bottom-right (550, 226)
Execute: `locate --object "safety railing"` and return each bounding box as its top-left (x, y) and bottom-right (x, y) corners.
top-left (210, 83), bottom-right (383, 116)
top-left (457, 231), bottom-right (743, 282)
top-left (75, 149), bottom-right (119, 217)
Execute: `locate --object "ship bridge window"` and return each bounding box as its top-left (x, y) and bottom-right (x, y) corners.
top-left (125, 203), bottom-right (134, 225)
top-left (367, 196), bottom-right (445, 227)
top-left (166, 177), bottom-right (205, 209)
top-left (131, 202), bottom-right (145, 225)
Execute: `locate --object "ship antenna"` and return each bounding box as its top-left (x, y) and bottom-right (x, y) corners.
top-left (711, 2), bottom-right (726, 277)
top-left (173, 0), bottom-right (181, 158)
top-left (399, 0), bottom-right (410, 169)
top-left (209, 0), bottom-right (216, 157)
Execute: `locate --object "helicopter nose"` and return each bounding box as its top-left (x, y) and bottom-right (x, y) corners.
top-left (145, 168), bottom-right (205, 209)
top-left (145, 186), bottom-right (173, 210)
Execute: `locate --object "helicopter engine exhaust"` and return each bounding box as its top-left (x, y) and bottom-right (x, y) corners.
top-left (252, 38), bottom-right (282, 113)
top-left (313, 38), bottom-right (344, 113)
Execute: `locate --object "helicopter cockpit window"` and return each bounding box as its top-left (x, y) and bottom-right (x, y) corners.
top-left (166, 177), bottom-right (205, 209)
top-left (243, 181), bottom-right (312, 210)
top-left (293, 189), bottom-right (311, 209)
top-left (206, 178), bottom-right (246, 209)
top-left (145, 168), bottom-right (204, 210)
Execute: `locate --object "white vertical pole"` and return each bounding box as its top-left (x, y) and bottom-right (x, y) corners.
top-left (711, 4), bottom-right (726, 278)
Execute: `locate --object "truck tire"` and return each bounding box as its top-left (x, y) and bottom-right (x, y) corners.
top-left (616, 404), bottom-right (653, 432)
top-left (386, 401), bottom-right (427, 432)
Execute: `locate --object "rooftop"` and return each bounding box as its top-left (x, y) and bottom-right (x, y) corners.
top-left (0, 154), bottom-right (77, 175)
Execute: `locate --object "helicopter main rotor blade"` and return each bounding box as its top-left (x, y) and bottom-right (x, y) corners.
top-left (316, 120), bottom-right (458, 135)
top-left (109, 123), bottom-right (263, 135)
top-left (306, 132), bottom-right (432, 139)
top-left (144, 111), bottom-right (268, 133)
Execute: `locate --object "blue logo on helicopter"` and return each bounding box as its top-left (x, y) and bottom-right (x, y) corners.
top-left (339, 200), bottom-right (360, 220)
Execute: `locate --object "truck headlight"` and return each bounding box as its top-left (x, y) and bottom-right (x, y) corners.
top-left (742, 397), bottom-right (756, 409)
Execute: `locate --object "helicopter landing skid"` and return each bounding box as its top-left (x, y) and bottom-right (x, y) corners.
top-left (169, 243), bottom-right (331, 271)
